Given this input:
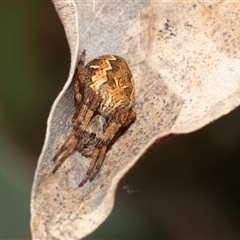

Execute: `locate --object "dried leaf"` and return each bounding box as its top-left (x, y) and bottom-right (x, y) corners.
top-left (31, 1), bottom-right (240, 239)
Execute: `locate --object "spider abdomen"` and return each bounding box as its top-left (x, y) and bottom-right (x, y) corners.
top-left (84, 55), bottom-right (135, 117)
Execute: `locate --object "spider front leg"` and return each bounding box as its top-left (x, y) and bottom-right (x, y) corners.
top-left (52, 88), bottom-right (102, 174)
top-left (79, 107), bottom-right (136, 186)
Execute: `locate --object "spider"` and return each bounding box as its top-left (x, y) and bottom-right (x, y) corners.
top-left (52, 50), bottom-right (136, 186)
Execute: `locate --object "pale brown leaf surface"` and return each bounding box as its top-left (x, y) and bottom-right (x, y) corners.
top-left (31, 1), bottom-right (240, 239)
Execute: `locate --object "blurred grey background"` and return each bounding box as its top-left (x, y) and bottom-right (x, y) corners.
top-left (1, 1), bottom-right (240, 239)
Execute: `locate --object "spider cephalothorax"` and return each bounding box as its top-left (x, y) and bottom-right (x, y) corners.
top-left (52, 50), bottom-right (136, 186)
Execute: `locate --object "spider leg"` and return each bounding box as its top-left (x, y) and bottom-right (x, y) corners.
top-left (79, 107), bottom-right (135, 186)
top-left (73, 75), bottom-right (83, 107)
top-left (72, 50), bottom-right (86, 122)
top-left (72, 79), bottom-right (84, 123)
top-left (52, 137), bottom-right (78, 173)
top-left (53, 131), bottom-right (75, 162)
top-left (79, 147), bottom-right (104, 186)
top-left (74, 89), bottom-right (102, 137)
top-left (52, 89), bottom-right (102, 173)
top-left (122, 108), bottom-right (136, 127)
top-left (52, 91), bottom-right (90, 164)
top-left (90, 108), bottom-right (136, 181)
top-left (88, 145), bottom-right (107, 182)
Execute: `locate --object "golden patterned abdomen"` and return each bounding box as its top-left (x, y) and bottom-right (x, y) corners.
top-left (84, 55), bottom-right (135, 117)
